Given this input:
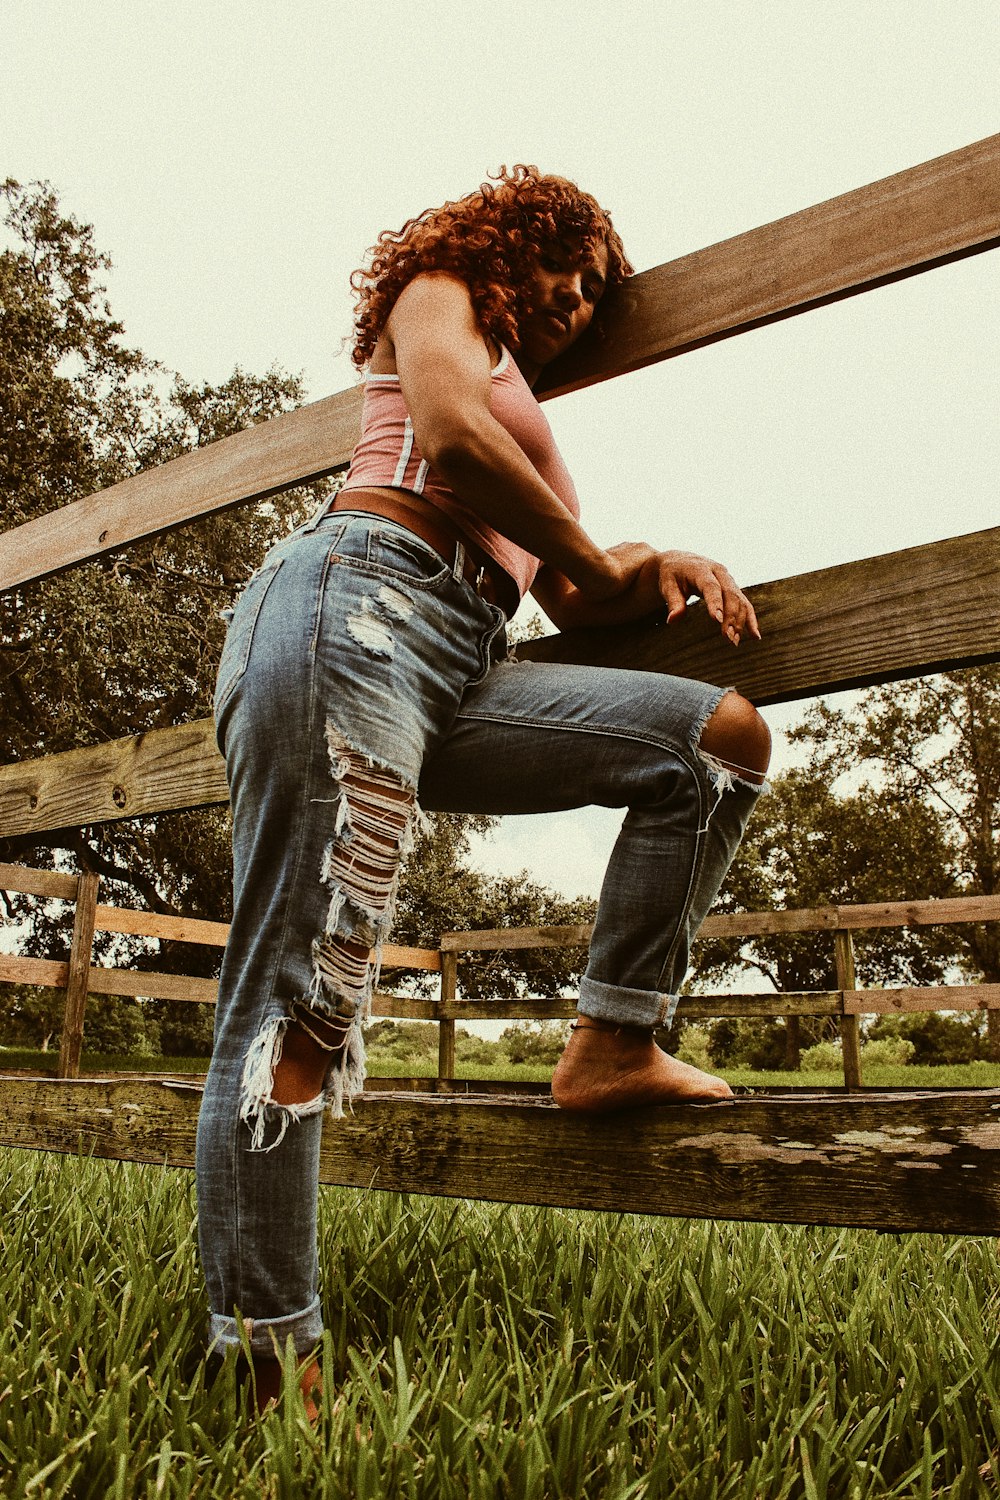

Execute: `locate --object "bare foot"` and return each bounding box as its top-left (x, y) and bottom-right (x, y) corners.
top-left (250, 1354), bottom-right (322, 1421)
top-left (551, 1019), bottom-right (733, 1112)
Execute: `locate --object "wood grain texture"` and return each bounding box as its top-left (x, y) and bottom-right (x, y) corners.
top-left (92, 906), bottom-right (230, 946)
top-left (58, 872), bottom-right (99, 1079)
top-left (538, 132), bottom-right (1000, 397)
top-left (0, 863), bottom-right (77, 900)
top-left (700, 895), bottom-right (1000, 937)
top-left (1, 386), bottom-right (365, 592)
top-left (835, 929), bottom-right (862, 1090)
top-left (3, 527), bottom-right (999, 836)
top-left (0, 954), bottom-right (67, 988)
top-left (437, 951), bottom-right (458, 1082)
top-left (844, 985), bottom-right (1000, 1014)
top-left (0, 718), bottom-right (228, 837)
top-left (2, 136), bottom-right (996, 594)
top-left (4, 1077), bottom-right (1000, 1234)
top-left (441, 924), bottom-right (593, 952)
top-left (519, 526), bottom-right (1000, 706)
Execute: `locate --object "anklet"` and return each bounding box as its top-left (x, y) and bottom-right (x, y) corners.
top-left (571, 1019), bottom-right (654, 1036)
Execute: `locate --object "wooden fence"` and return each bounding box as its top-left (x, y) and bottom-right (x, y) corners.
top-left (2, 858), bottom-right (998, 1090)
top-left (2, 134), bottom-right (1000, 1233)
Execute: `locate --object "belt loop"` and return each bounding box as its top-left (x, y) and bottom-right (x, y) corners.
top-left (301, 492), bottom-right (338, 534)
top-left (452, 540), bottom-right (466, 582)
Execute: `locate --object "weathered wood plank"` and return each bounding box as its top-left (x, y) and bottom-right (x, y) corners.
top-left (90, 903), bottom-right (438, 971)
top-left (4, 1077), bottom-right (1000, 1234)
top-left (520, 526), bottom-right (1000, 706)
top-left (1, 950), bottom-right (993, 1025)
top-left (435, 994), bottom-right (843, 1021)
top-left (0, 862), bottom-right (77, 900)
top-left (0, 954), bottom-right (67, 988)
top-left (835, 929), bottom-right (862, 1090)
top-left (437, 950), bottom-right (458, 1082)
top-left (85, 969), bottom-right (219, 1004)
top-left (444, 900), bottom-right (1000, 949)
top-left (0, 386), bottom-right (365, 593)
top-left (540, 133), bottom-right (1000, 398)
top-left (441, 924), bottom-right (593, 952)
top-left (92, 906), bottom-right (230, 946)
top-left (0, 719), bottom-right (229, 835)
top-left (379, 945), bottom-right (441, 972)
top-left (6, 525), bottom-right (997, 839)
top-left (58, 872), bottom-right (99, 1079)
top-left (0, 958), bottom-right (447, 1013)
top-left (365, 1076), bottom-right (552, 1097)
top-left (700, 895), bottom-right (1000, 938)
top-left (845, 985), bottom-right (1000, 1014)
top-left (3, 137), bottom-right (996, 593)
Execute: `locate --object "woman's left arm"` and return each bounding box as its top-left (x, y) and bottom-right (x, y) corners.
top-left (532, 544), bottom-right (761, 645)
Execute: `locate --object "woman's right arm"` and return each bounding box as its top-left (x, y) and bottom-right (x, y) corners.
top-left (384, 274), bottom-right (625, 599)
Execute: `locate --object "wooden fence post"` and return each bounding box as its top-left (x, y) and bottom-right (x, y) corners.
top-left (58, 871), bottom-right (100, 1079)
top-left (784, 1014), bottom-right (801, 1070)
top-left (437, 950), bottom-right (458, 1090)
top-left (835, 928), bottom-right (863, 1090)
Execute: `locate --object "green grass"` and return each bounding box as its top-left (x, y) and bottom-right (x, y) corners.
top-left (3, 1148), bottom-right (1000, 1497)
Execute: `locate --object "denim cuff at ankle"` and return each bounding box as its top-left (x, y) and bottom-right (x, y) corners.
top-left (208, 1293), bottom-right (322, 1359)
top-left (578, 976), bottom-right (679, 1029)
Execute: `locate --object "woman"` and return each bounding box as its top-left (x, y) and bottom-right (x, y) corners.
top-left (195, 166), bottom-right (770, 1411)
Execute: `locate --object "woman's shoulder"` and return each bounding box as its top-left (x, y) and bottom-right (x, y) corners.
top-left (374, 273), bottom-right (493, 375)
top-left (391, 270), bottom-right (474, 317)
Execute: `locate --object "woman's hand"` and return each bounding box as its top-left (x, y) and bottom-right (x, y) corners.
top-left (533, 544), bottom-right (761, 643)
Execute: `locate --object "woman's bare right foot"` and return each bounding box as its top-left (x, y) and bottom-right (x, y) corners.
top-left (551, 1018), bottom-right (733, 1113)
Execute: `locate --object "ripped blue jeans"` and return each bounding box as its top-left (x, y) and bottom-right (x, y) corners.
top-left (195, 506), bottom-right (765, 1358)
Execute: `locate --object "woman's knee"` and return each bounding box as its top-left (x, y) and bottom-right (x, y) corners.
top-left (698, 691), bottom-right (771, 781)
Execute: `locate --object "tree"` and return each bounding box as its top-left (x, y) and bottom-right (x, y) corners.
top-left (1, 180), bottom-right (330, 971)
top-left (393, 811), bottom-right (596, 998)
top-left (693, 668), bottom-right (1000, 1065)
top-left (791, 669), bottom-right (1000, 1054)
top-left (694, 765), bottom-right (959, 995)
top-left (0, 984), bottom-right (65, 1051)
top-left (1, 180), bottom-right (598, 1035)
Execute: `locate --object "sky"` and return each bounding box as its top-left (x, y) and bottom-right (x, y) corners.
top-left (5, 0), bottom-right (999, 900)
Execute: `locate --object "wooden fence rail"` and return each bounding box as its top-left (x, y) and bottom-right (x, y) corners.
top-left (2, 137), bottom-right (1000, 1232)
top-left (2, 134), bottom-right (997, 596)
top-left (3, 862), bottom-right (998, 1089)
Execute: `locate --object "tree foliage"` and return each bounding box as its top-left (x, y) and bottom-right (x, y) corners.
top-left (1, 180), bottom-right (329, 962)
top-left (790, 670), bottom-right (1000, 984)
top-left (692, 667), bottom-right (1000, 1064)
top-left (694, 764), bottom-right (958, 997)
top-left (393, 812), bottom-right (595, 998)
top-left (1, 180), bottom-right (597, 1052)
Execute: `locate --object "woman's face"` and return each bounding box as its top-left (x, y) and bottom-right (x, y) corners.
top-left (515, 238), bottom-right (609, 382)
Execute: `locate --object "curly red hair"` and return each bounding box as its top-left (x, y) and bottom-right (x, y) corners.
top-left (350, 165), bottom-right (632, 369)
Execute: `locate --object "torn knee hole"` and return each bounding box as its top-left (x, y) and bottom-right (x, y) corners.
top-left (240, 1016), bottom-right (327, 1149)
top-left (698, 691), bottom-right (771, 783)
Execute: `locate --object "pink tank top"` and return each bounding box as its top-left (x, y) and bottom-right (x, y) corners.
top-left (340, 346), bottom-right (580, 600)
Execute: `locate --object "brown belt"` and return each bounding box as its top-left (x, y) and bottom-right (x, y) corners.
top-left (332, 489), bottom-right (518, 615)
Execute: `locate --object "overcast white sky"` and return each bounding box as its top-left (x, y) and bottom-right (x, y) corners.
top-left (5, 1), bottom-right (998, 898)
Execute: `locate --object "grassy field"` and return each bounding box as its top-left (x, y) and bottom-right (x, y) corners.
top-left (3, 1146), bottom-right (1000, 1498)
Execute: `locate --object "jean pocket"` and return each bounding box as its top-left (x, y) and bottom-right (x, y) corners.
top-left (214, 557), bottom-right (285, 717)
top-left (334, 524), bottom-right (452, 592)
